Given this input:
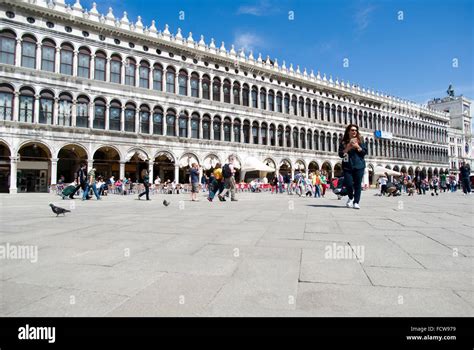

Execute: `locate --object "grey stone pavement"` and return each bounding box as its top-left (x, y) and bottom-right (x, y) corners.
top-left (0, 189), bottom-right (473, 317)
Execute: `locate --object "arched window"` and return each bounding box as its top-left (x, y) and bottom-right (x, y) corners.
top-left (300, 129), bottom-right (306, 149)
top-left (284, 94), bottom-right (290, 114)
top-left (337, 106), bottom-right (342, 124)
top-left (343, 107), bottom-right (347, 124)
top-left (325, 103), bottom-right (330, 121)
top-left (153, 106), bottom-right (163, 135)
top-left (331, 104), bottom-right (336, 123)
top-left (293, 128), bottom-right (299, 148)
top-left (276, 93), bottom-right (282, 113)
top-left (191, 73), bottom-right (199, 97)
top-left (243, 120), bottom-right (251, 143)
top-left (233, 119), bottom-right (241, 143)
top-left (223, 79), bottom-right (231, 103)
top-left (277, 125), bottom-right (283, 147)
top-left (213, 116), bottom-right (221, 141)
top-left (268, 90), bottom-right (275, 111)
top-left (94, 51), bottom-right (106, 81)
top-left (76, 95), bottom-right (89, 128)
top-left (58, 93), bottom-right (72, 126)
top-left (285, 127), bottom-right (291, 147)
top-left (191, 113), bottom-right (199, 138)
top-left (109, 100), bottom-right (121, 131)
top-left (314, 131), bottom-right (319, 150)
top-left (269, 124), bottom-right (276, 146)
top-left (233, 82), bottom-right (240, 105)
top-left (140, 105), bottom-right (150, 134)
top-left (242, 84), bottom-right (249, 106)
top-left (260, 88), bottom-right (266, 110)
top-left (202, 75), bottom-right (210, 99)
top-left (291, 96), bottom-right (297, 115)
top-left (327, 134), bottom-right (332, 152)
top-left (39, 90), bottom-right (54, 124)
top-left (252, 121), bottom-right (259, 144)
top-left (319, 102), bottom-right (324, 119)
top-left (299, 97), bottom-right (304, 116)
top-left (202, 115), bottom-right (211, 140)
top-left (179, 112), bottom-right (188, 137)
top-left (0, 30), bottom-right (16, 65)
top-left (21, 35), bottom-right (36, 69)
top-left (224, 117), bottom-right (231, 141)
top-left (124, 103), bottom-right (136, 132)
top-left (18, 87), bottom-right (34, 123)
top-left (178, 70), bottom-right (188, 96)
top-left (261, 123), bottom-right (268, 145)
top-left (139, 61), bottom-right (150, 89)
top-left (41, 39), bottom-right (56, 72)
top-left (212, 78), bottom-right (221, 101)
top-left (78, 47), bottom-right (91, 78)
top-left (125, 58), bottom-right (136, 86)
top-left (93, 98), bottom-right (106, 129)
top-left (307, 131), bottom-right (312, 150)
top-left (0, 84), bottom-right (13, 121)
top-left (166, 110), bottom-right (176, 136)
top-left (333, 134), bottom-right (338, 153)
top-left (110, 54), bottom-right (122, 84)
top-left (320, 132), bottom-right (325, 151)
top-left (166, 67), bottom-right (175, 93)
top-left (306, 99), bottom-right (311, 118)
top-left (60, 43), bottom-right (74, 76)
top-left (153, 63), bottom-right (163, 91)
top-left (312, 101), bottom-right (317, 119)
top-left (251, 86), bottom-right (258, 108)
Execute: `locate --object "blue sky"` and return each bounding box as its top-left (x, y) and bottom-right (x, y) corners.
top-left (79, 0), bottom-right (473, 117)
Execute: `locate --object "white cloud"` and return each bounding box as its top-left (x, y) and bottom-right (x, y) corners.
top-left (354, 5), bottom-right (375, 33)
top-left (233, 33), bottom-right (265, 52)
top-left (237, 0), bottom-right (275, 16)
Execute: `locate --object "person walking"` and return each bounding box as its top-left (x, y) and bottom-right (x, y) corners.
top-left (208, 163), bottom-right (224, 202)
top-left (338, 124), bottom-right (367, 209)
top-left (219, 156), bottom-right (238, 201)
top-left (70, 163), bottom-right (89, 199)
top-left (460, 162), bottom-right (472, 195)
top-left (82, 167), bottom-right (101, 201)
top-left (138, 169), bottom-right (151, 200)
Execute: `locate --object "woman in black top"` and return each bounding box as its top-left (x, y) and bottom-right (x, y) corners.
top-left (338, 124), bottom-right (368, 209)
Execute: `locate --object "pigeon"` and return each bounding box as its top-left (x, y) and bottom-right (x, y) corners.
top-left (49, 203), bottom-right (71, 216)
top-left (163, 200), bottom-right (170, 207)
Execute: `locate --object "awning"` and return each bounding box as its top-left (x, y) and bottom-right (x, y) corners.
top-left (241, 157), bottom-right (275, 172)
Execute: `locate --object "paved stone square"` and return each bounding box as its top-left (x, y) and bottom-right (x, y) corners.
top-left (0, 189), bottom-right (473, 317)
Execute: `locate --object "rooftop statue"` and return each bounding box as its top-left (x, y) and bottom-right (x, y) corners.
top-left (447, 84), bottom-right (455, 97)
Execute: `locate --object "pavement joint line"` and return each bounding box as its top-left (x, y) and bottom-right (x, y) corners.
top-left (451, 290), bottom-right (474, 309)
top-left (348, 242), bottom-right (375, 286)
top-left (385, 236), bottom-right (428, 270)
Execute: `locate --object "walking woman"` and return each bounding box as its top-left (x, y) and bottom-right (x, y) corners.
top-left (338, 124), bottom-right (368, 209)
top-left (138, 169), bottom-right (150, 200)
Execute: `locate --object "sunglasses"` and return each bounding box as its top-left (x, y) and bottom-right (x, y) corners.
top-left (350, 129), bottom-right (358, 132)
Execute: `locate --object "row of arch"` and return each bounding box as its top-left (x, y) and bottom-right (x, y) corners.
top-left (0, 138), bottom-right (449, 193)
top-left (0, 84), bottom-right (448, 163)
top-left (0, 27), bottom-right (447, 143)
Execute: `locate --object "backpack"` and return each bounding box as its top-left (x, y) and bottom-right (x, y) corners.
top-left (222, 164), bottom-right (232, 178)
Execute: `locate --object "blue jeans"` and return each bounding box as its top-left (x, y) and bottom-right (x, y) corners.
top-left (343, 168), bottom-right (364, 204)
top-left (314, 184), bottom-right (321, 198)
top-left (83, 183), bottom-right (100, 199)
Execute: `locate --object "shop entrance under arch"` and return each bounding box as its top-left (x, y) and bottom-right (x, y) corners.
top-left (17, 143), bottom-right (51, 193)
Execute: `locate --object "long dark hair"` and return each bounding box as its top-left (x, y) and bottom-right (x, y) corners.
top-left (342, 124), bottom-right (363, 144)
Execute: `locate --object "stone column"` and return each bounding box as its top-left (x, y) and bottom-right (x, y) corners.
top-left (13, 92), bottom-right (19, 122)
top-left (121, 60), bottom-right (126, 84)
top-left (120, 107), bottom-right (125, 132)
top-left (53, 98), bottom-right (59, 125)
top-left (291, 167), bottom-right (295, 180)
top-left (90, 54), bottom-right (95, 80)
top-left (149, 66), bottom-right (153, 89)
top-left (55, 47), bottom-right (60, 73)
top-left (89, 102), bottom-right (94, 128)
top-left (33, 94), bottom-right (40, 124)
top-left (135, 108), bottom-right (140, 134)
top-left (187, 118), bottom-right (191, 138)
top-left (15, 39), bottom-right (21, 67)
top-left (149, 112), bottom-right (153, 135)
top-left (119, 161), bottom-right (126, 180)
top-left (87, 158), bottom-right (94, 172)
top-left (162, 110), bottom-right (167, 135)
top-left (187, 75), bottom-right (191, 97)
top-left (36, 43), bottom-right (42, 70)
top-left (210, 120), bottom-right (214, 140)
top-left (174, 164), bottom-right (180, 183)
top-left (174, 72), bottom-right (179, 94)
top-left (9, 156), bottom-right (18, 194)
top-left (175, 116), bottom-right (179, 137)
top-left (51, 158), bottom-right (58, 185)
top-left (71, 100), bottom-right (77, 127)
top-left (148, 161), bottom-right (154, 184)
top-left (105, 104), bottom-right (110, 130)
top-left (198, 78), bottom-right (202, 98)
top-left (106, 58), bottom-right (111, 82)
top-left (73, 50), bottom-right (78, 76)
top-left (220, 121), bottom-right (224, 141)
top-left (198, 117), bottom-right (203, 140)
top-left (135, 61), bottom-right (140, 88)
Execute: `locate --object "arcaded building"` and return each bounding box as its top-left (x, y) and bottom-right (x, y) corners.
top-left (0, 0), bottom-right (451, 193)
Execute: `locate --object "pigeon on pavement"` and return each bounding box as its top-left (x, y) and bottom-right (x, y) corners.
top-left (163, 200), bottom-right (170, 207)
top-left (49, 203), bottom-right (71, 216)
